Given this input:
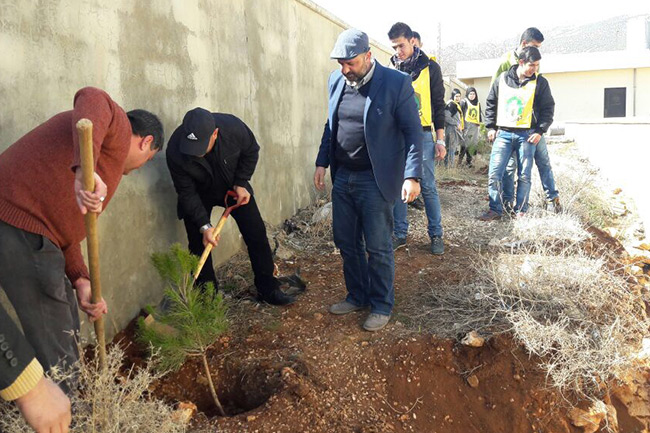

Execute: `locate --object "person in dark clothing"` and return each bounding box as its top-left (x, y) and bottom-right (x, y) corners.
top-left (479, 46), bottom-right (555, 220)
top-left (459, 86), bottom-right (483, 167)
top-left (388, 22), bottom-right (447, 255)
top-left (166, 108), bottom-right (294, 306)
top-left (444, 88), bottom-right (464, 167)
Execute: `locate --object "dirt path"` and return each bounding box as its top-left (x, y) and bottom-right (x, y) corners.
top-left (117, 141), bottom-right (650, 432)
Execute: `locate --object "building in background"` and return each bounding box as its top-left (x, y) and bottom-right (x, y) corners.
top-left (456, 15), bottom-right (650, 125)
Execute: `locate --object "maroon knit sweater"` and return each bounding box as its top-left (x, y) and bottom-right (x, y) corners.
top-left (0, 87), bottom-right (131, 283)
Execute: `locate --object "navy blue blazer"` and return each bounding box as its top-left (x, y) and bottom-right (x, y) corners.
top-left (315, 62), bottom-right (423, 202)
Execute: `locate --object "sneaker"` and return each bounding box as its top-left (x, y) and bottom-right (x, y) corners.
top-left (258, 288), bottom-right (295, 306)
top-left (431, 236), bottom-right (444, 255)
top-left (392, 236), bottom-right (407, 251)
top-left (478, 210), bottom-right (502, 221)
top-left (329, 300), bottom-right (366, 315)
top-left (503, 202), bottom-right (515, 217)
top-left (516, 212), bottom-right (526, 219)
top-left (408, 196), bottom-right (425, 210)
top-left (363, 313), bottom-right (391, 331)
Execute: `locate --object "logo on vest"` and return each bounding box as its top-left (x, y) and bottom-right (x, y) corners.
top-left (187, 133), bottom-right (198, 141)
top-left (504, 96), bottom-right (525, 123)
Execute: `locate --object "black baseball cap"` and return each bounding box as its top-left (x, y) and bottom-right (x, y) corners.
top-left (179, 107), bottom-right (216, 156)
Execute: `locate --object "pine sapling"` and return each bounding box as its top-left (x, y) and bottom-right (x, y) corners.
top-left (137, 243), bottom-right (229, 416)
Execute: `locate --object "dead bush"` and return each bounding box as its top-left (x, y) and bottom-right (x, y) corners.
top-left (0, 345), bottom-right (186, 432)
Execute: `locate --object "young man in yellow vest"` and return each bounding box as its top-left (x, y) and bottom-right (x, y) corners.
top-left (480, 46), bottom-right (555, 220)
top-left (388, 22), bottom-right (447, 255)
top-left (459, 87), bottom-right (482, 167)
top-left (493, 28), bottom-right (561, 213)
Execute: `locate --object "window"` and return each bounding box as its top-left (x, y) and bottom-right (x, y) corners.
top-left (604, 88), bottom-right (626, 118)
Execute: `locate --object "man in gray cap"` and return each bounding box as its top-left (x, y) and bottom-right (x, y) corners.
top-left (314, 29), bottom-right (423, 331)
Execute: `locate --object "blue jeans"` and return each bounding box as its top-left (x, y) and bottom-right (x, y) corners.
top-left (502, 135), bottom-right (558, 203)
top-left (488, 130), bottom-right (536, 214)
top-left (332, 167), bottom-right (395, 316)
top-left (394, 130), bottom-right (443, 239)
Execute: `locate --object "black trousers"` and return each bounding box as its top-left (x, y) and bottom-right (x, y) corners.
top-left (183, 195), bottom-right (278, 297)
top-left (0, 221), bottom-right (79, 376)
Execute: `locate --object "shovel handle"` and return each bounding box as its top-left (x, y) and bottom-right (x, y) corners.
top-left (76, 118), bottom-right (106, 368)
top-left (193, 191), bottom-right (241, 282)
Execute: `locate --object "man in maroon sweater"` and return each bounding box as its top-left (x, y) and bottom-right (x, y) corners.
top-left (0, 87), bottom-right (164, 432)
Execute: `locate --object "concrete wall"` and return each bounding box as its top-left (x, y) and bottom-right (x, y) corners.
top-left (565, 119), bottom-right (650, 234)
top-left (0, 0), bottom-right (390, 340)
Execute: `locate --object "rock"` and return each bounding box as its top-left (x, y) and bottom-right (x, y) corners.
top-left (461, 331), bottom-right (485, 347)
top-left (630, 265), bottom-right (644, 276)
top-left (313, 312), bottom-right (323, 321)
top-left (275, 244), bottom-right (295, 260)
top-left (311, 202), bottom-right (332, 224)
top-left (246, 415), bottom-right (257, 422)
top-left (567, 400), bottom-right (607, 433)
top-left (171, 402), bottom-right (197, 425)
top-left (467, 375), bottom-right (479, 388)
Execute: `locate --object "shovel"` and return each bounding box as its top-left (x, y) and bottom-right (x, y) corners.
top-left (193, 190), bottom-right (241, 282)
top-left (76, 118), bottom-right (107, 369)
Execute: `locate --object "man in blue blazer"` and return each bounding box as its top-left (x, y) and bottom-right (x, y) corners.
top-left (314, 29), bottom-right (423, 331)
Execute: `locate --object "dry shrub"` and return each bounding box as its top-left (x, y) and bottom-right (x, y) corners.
top-left (399, 281), bottom-right (505, 338)
top-left (511, 210), bottom-right (590, 245)
top-left (0, 345), bottom-right (185, 433)
top-left (487, 248), bottom-right (648, 396)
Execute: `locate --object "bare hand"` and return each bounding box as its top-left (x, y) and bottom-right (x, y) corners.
top-left (74, 277), bottom-right (107, 322)
top-left (74, 168), bottom-right (108, 215)
top-left (233, 186), bottom-right (250, 206)
top-left (435, 143), bottom-right (447, 161)
top-left (487, 129), bottom-right (497, 142)
top-left (314, 166), bottom-right (326, 191)
top-left (202, 227), bottom-right (221, 248)
top-left (401, 179), bottom-right (421, 203)
top-left (527, 133), bottom-right (542, 145)
top-left (15, 376), bottom-right (71, 433)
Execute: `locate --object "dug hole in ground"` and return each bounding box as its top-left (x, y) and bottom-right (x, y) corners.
top-left (2, 137), bottom-right (649, 433)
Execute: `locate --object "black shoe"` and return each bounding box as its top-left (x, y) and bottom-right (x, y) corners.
top-left (408, 196), bottom-right (425, 210)
top-left (430, 236), bottom-right (444, 255)
top-left (258, 288), bottom-right (295, 306)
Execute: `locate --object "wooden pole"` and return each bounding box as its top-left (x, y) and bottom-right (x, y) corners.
top-left (76, 118), bottom-right (106, 369)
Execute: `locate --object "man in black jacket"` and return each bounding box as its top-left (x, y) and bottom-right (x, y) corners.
top-left (166, 108), bottom-right (294, 305)
top-left (479, 46), bottom-right (555, 220)
top-left (388, 22), bottom-right (447, 255)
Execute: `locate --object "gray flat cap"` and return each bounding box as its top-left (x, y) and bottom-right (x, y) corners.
top-left (330, 29), bottom-right (370, 60)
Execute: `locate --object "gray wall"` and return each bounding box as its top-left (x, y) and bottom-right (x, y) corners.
top-left (0, 0), bottom-right (390, 340)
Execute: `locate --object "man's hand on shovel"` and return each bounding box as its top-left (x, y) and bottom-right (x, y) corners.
top-left (74, 167), bottom-right (108, 215)
top-left (74, 277), bottom-right (108, 322)
top-left (202, 229), bottom-right (221, 248)
top-left (234, 186), bottom-right (251, 206)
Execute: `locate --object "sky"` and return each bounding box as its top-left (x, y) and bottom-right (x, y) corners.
top-left (311, 0), bottom-right (650, 50)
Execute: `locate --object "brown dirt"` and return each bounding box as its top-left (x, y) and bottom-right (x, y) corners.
top-left (112, 158), bottom-right (650, 432)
